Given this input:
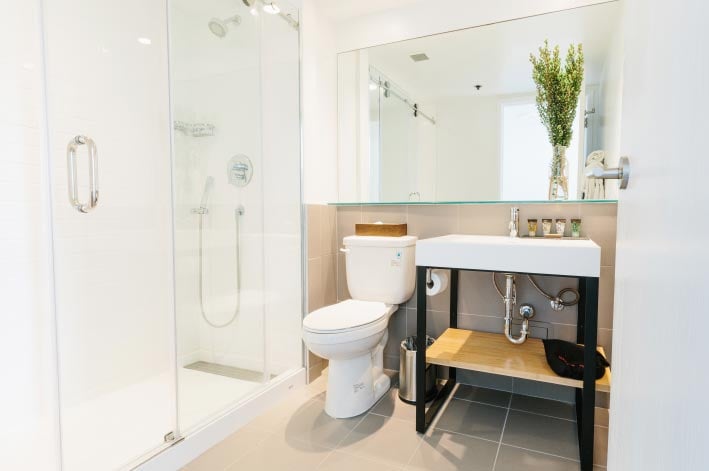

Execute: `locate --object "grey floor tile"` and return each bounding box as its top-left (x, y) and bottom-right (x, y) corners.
top-left (406, 429), bottom-right (498, 471)
top-left (494, 445), bottom-right (580, 471)
top-left (502, 410), bottom-right (579, 460)
top-left (226, 434), bottom-right (331, 471)
top-left (509, 394), bottom-right (576, 421)
top-left (317, 451), bottom-right (399, 471)
top-left (371, 387), bottom-right (418, 423)
top-left (182, 424), bottom-right (272, 470)
top-left (278, 395), bottom-right (364, 448)
top-left (454, 384), bottom-right (512, 408)
top-left (434, 398), bottom-right (508, 442)
top-left (336, 413), bottom-right (423, 468)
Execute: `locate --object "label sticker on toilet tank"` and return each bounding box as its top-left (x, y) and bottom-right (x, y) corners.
top-left (390, 250), bottom-right (402, 267)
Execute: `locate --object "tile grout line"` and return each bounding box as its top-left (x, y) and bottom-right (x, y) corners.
top-left (426, 426), bottom-right (501, 445)
top-left (498, 443), bottom-right (580, 463)
top-left (491, 393), bottom-right (513, 471)
top-left (318, 404), bottom-right (373, 467)
top-left (446, 393), bottom-right (578, 423)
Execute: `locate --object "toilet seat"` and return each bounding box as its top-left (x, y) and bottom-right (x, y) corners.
top-left (303, 299), bottom-right (394, 333)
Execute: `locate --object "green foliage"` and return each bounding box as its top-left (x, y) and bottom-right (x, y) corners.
top-left (529, 40), bottom-right (584, 147)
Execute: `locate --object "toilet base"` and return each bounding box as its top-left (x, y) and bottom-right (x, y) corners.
top-left (324, 352), bottom-right (390, 418)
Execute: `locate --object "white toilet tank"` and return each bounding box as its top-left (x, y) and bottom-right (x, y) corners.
top-left (343, 235), bottom-right (417, 305)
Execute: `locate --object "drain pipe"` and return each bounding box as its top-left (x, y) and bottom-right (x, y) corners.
top-left (501, 274), bottom-right (529, 345)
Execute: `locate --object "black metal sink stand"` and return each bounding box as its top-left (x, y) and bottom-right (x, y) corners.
top-left (415, 266), bottom-right (599, 471)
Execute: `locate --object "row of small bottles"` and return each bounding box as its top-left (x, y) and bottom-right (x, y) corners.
top-left (527, 218), bottom-right (582, 238)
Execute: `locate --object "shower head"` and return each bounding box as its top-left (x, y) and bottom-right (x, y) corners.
top-left (199, 176), bottom-right (215, 210)
top-left (208, 15), bottom-right (241, 38)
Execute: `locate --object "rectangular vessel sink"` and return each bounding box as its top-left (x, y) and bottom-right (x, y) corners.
top-left (415, 234), bottom-right (601, 277)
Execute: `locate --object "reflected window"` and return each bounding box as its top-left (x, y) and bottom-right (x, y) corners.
top-left (500, 97), bottom-right (580, 200)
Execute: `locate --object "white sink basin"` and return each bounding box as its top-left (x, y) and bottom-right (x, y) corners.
top-left (415, 234), bottom-right (601, 277)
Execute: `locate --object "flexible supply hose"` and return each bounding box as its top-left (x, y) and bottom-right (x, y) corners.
top-left (493, 273), bottom-right (580, 308)
top-left (198, 207), bottom-right (243, 328)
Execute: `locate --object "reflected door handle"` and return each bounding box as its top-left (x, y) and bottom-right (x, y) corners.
top-left (67, 135), bottom-right (99, 213)
top-left (585, 156), bottom-right (630, 189)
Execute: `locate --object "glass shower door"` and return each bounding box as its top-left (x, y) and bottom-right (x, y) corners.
top-left (43, 1), bottom-right (177, 469)
top-left (169, 0), bottom-right (303, 434)
top-left (169, 0), bottom-right (267, 434)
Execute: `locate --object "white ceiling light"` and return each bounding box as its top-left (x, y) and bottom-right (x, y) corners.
top-left (263, 2), bottom-right (280, 14)
top-left (137, 37), bottom-right (152, 45)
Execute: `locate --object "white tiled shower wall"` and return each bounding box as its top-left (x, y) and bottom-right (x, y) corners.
top-left (172, 1), bottom-right (302, 376)
top-left (308, 202), bottom-right (617, 407)
top-left (0, 1), bottom-right (58, 468)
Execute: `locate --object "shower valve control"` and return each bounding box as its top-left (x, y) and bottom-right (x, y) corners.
top-left (227, 154), bottom-right (253, 187)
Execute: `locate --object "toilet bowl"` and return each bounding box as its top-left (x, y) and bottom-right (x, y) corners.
top-left (303, 300), bottom-right (397, 418)
top-left (302, 235), bottom-right (417, 418)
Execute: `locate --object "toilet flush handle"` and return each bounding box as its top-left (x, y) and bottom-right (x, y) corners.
top-left (339, 248), bottom-right (350, 253)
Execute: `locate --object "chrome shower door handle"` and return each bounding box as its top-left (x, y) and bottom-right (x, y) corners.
top-left (66, 135), bottom-right (99, 213)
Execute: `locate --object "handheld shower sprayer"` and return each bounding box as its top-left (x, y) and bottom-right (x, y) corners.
top-left (198, 176), bottom-right (215, 213)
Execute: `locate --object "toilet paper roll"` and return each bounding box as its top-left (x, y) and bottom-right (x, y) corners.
top-left (426, 269), bottom-right (449, 296)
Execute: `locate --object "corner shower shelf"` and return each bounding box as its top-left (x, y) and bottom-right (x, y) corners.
top-left (426, 328), bottom-right (611, 393)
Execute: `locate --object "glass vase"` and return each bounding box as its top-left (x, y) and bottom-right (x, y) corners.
top-left (548, 144), bottom-right (570, 200)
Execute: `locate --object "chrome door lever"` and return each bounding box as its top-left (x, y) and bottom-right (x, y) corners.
top-left (67, 135), bottom-right (99, 213)
top-left (585, 156), bottom-right (630, 189)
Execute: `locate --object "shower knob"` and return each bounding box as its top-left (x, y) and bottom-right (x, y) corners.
top-left (227, 154), bottom-right (253, 187)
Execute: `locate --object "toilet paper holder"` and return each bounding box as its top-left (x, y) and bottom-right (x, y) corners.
top-left (425, 268), bottom-right (450, 296)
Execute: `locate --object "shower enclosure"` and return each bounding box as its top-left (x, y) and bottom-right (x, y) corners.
top-left (43, 0), bottom-right (302, 469)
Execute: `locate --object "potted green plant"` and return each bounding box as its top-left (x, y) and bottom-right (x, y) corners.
top-left (530, 40), bottom-right (584, 200)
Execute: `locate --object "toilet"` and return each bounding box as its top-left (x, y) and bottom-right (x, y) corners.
top-left (302, 234), bottom-right (417, 418)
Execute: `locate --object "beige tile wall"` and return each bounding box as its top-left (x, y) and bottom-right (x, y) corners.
top-left (328, 203), bottom-right (616, 405)
top-left (306, 205), bottom-right (338, 381)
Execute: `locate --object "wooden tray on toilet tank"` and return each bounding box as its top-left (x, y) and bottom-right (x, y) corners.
top-left (355, 223), bottom-right (407, 237)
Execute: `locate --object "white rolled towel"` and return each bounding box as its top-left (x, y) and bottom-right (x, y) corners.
top-left (583, 150), bottom-right (606, 199)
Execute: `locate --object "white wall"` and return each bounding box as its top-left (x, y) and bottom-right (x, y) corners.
top-left (0, 0), bottom-right (59, 468)
top-left (435, 96), bottom-right (500, 201)
top-left (301, 0), bottom-right (338, 203)
top-left (608, 0), bottom-right (709, 468)
top-left (335, 0), bottom-right (613, 52)
top-left (597, 25), bottom-right (624, 200)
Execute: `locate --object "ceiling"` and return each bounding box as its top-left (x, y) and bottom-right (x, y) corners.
top-left (364, 2), bottom-right (621, 101)
top-left (315, 0), bottom-right (426, 22)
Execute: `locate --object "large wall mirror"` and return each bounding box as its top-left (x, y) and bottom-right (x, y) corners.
top-left (336, 1), bottom-right (622, 204)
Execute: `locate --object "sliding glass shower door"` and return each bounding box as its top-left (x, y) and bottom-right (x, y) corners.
top-left (169, 0), bottom-right (303, 434)
top-left (43, 1), bottom-right (177, 469)
top-left (43, 0), bottom-right (302, 468)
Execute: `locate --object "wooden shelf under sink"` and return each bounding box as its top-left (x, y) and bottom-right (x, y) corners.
top-left (426, 328), bottom-right (611, 393)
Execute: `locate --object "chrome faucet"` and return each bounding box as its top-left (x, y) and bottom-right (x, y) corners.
top-left (508, 207), bottom-right (520, 238)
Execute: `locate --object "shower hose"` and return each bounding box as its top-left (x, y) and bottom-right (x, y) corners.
top-left (198, 208), bottom-right (242, 328)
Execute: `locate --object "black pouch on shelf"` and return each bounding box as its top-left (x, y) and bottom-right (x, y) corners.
top-left (542, 339), bottom-right (610, 380)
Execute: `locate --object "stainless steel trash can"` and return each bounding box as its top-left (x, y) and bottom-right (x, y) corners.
top-left (398, 335), bottom-right (437, 404)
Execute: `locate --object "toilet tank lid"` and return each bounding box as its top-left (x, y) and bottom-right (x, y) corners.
top-left (343, 235), bottom-right (417, 248)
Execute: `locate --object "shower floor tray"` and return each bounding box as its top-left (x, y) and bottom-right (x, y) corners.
top-left (185, 361), bottom-right (274, 382)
